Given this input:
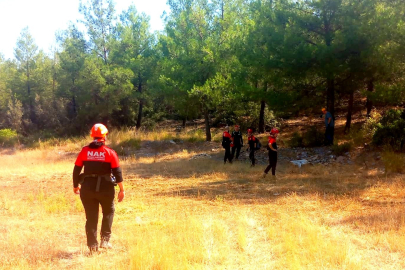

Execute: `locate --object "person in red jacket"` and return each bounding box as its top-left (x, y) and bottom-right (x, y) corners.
top-left (263, 128), bottom-right (279, 179)
top-left (73, 123), bottom-right (125, 254)
top-left (222, 126), bottom-right (233, 164)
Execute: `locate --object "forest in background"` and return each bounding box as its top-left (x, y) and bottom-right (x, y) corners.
top-left (1, 0), bottom-right (405, 141)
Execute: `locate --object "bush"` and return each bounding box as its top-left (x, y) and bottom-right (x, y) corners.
top-left (372, 109), bottom-right (405, 151)
top-left (118, 138), bottom-right (141, 149)
top-left (185, 129), bottom-right (205, 143)
top-left (363, 111), bottom-right (381, 140)
top-left (303, 126), bottom-right (324, 147)
top-left (331, 142), bottom-right (352, 156)
top-left (382, 151), bottom-right (405, 174)
top-left (289, 132), bottom-right (304, 148)
top-left (0, 129), bottom-right (18, 147)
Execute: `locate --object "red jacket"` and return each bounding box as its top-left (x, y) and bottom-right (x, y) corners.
top-left (73, 142), bottom-right (123, 189)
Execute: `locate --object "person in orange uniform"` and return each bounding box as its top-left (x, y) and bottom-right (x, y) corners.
top-left (73, 124), bottom-right (125, 254)
top-left (263, 128), bottom-right (279, 179)
top-left (247, 129), bottom-right (258, 167)
top-left (222, 126), bottom-right (233, 164)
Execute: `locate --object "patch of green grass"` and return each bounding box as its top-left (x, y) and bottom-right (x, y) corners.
top-left (382, 151), bottom-right (405, 174)
top-left (0, 129), bottom-right (18, 147)
top-left (118, 138), bottom-right (141, 149)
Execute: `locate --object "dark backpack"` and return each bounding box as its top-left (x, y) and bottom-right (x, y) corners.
top-left (255, 139), bottom-right (262, 150)
top-left (222, 137), bottom-right (230, 148)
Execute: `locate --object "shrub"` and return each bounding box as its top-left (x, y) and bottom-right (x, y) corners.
top-left (119, 138), bottom-right (141, 149)
top-left (289, 132), bottom-right (304, 148)
top-left (363, 111), bottom-right (381, 140)
top-left (185, 129), bottom-right (205, 143)
top-left (331, 142), bottom-right (352, 156)
top-left (382, 151), bottom-right (405, 174)
top-left (372, 109), bottom-right (405, 151)
top-left (0, 129), bottom-right (18, 147)
top-left (303, 126), bottom-right (324, 147)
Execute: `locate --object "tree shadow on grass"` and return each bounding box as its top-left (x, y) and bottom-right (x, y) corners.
top-left (129, 156), bottom-right (389, 204)
top-left (329, 196), bottom-right (405, 232)
top-left (154, 176), bottom-right (377, 204)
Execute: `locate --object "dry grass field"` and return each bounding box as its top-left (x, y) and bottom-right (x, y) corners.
top-left (1, 130), bottom-right (405, 270)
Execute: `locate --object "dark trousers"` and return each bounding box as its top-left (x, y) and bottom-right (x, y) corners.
top-left (264, 153), bottom-right (277, 175)
top-left (325, 126), bottom-right (335, 146)
top-left (249, 149), bottom-right (255, 166)
top-left (224, 146), bottom-right (232, 163)
top-left (231, 145), bottom-right (241, 159)
top-left (80, 188), bottom-right (115, 248)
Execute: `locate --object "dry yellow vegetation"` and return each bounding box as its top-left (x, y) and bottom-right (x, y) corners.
top-left (1, 135), bottom-right (405, 270)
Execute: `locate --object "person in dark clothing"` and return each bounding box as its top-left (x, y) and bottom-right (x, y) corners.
top-left (263, 128), bottom-right (279, 179)
top-left (222, 126), bottom-right (233, 164)
top-left (247, 129), bottom-right (257, 167)
top-left (231, 125), bottom-right (243, 160)
top-left (322, 108), bottom-right (335, 146)
top-left (73, 123), bottom-right (125, 254)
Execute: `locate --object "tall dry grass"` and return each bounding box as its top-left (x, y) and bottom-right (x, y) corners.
top-left (2, 141), bottom-right (405, 269)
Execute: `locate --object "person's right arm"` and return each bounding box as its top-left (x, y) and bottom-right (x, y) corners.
top-left (269, 143), bottom-right (277, 152)
top-left (73, 149), bottom-right (85, 194)
top-left (117, 182), bottom-right (125, 202)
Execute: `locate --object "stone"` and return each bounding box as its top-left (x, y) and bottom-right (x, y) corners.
top-left (290, 159), bottom-right (309, 168)
top-left (169, 140), bottom-right (176, 144)
top-left (336, 156), bottom-right (346, 163)
top-left (189, 153), bottom-right (212, 160)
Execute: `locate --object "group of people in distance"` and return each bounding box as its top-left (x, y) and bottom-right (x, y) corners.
top-left (222, 125), bottom-right (280, 179)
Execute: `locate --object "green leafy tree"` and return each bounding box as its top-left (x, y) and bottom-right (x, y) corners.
top-left (14, 27), bottom-right (38, 124)
top-left (79, 0), bottom-right (116, 64)
top-left (163, 0), bottom-right (241, 140)
top-left (110, 5), bottom-right (157, 129)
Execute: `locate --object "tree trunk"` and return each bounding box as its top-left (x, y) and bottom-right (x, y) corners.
top-left (204, 108), bottom-right (211, 141)
top-left (136, 73), bottom-right (143, 130)
top-left (259, 100), bottom-right (265, 133)
top-left (366, 80), bottom-right (374, 118)
top-left (327, 78), bottom-right (335, 117)
top-left (136, 100), bottom-right (143, 130)
top-left (344, 90), bottom-right (354, 134)
top-left (182, 118), bottom-right (186, 128)
top-left (72, 95), bottom-right (77, 116)
top-left (27, 61), bottom-right (35, 124)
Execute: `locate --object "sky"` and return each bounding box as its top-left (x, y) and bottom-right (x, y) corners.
top-left (0, 0), bottom-right (169, 60)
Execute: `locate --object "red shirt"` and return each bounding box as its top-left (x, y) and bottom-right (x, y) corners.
top-left (223, 131), bottom-right (231, 138)
top-left (248, 135), bottom-right (256, 141)
top-left (75, 145), bottom-right (120, 169)
top-left (268, 136), bottom-right (278, 153)
top-left (248, 135), bottom-right (256, 149)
